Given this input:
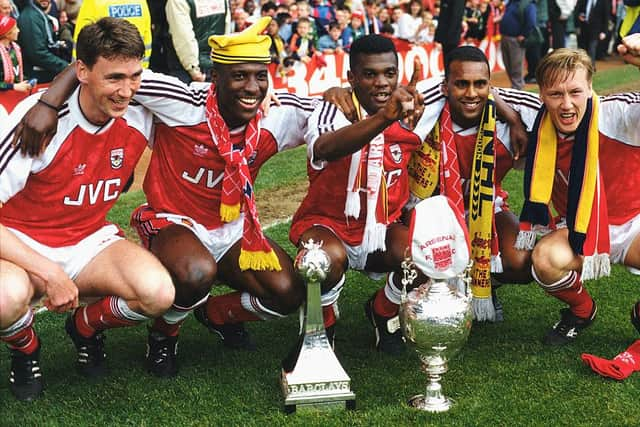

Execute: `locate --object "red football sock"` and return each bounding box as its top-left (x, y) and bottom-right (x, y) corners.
top-left (205, 292), bottom-right (261, 325)
top-left (548, 272), bottom-right (594, 318)
top-left (150, 317), bottom-right (183, 337)
top-left (582, 340), bottom-right (640, 380)
top-left (74, 296), bottom-right (138, 338)
top-left (323, 304), bottom-right (337, 329)
top-left (1, 313), bottom-right (39, 355)
top-left (373, 288), bottom-right (399, 318)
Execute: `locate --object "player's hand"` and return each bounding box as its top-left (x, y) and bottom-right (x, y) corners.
top-left (404, 58), bottom-right (425, 129)
top-left (508, 117), bottom-right (528, 160)
top-left (381, 86), bottom-right (418, 125)
top-left (324, 86), bottom-right (357, 122)
top-left (190, 70), bottom-right (206, 82)
top-left (261, 92), bottom-right (280, 117)
top-left (618, 33), bottom-right (640, 68)
top-left (13, 81), bottom-right (32, 93)
top-left (12, 100), bottom-right (59, 157)
top-left (42, 267), bottom-right (78, 313)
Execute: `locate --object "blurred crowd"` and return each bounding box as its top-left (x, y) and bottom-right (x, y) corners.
top-left (0, 0), bottom-right (637, 93)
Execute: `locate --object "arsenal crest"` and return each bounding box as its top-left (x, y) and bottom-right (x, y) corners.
top-left (389, 144), bottom-right (402, 163)
top-left (432, 244), bottom-right (453, 271)
top-left (110, 148), bottom-right (124, 169)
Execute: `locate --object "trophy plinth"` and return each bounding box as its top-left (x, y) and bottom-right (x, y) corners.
top-left (280, 240), bottom-right (356, 413)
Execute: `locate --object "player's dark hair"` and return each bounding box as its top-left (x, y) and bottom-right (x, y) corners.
top-left (444, 45), bottom-right (490, 79)
top-left (76, 17), bottom-right (145, 68)
top-left (349, 34), bottom-right (397, 70)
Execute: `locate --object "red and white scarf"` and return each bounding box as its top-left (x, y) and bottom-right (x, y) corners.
top-left (205, 84), bottom-right (281, 271)
top-left (0, 42), bottom-right (22, 84)
top-left (344, 92), bottom-right (388, 253)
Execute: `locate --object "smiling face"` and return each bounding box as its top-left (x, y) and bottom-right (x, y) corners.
top-left (76, 55), bottom-right (143, 124)
top-left (539, 67), bottom-right (592, 134)
top-left (212, 62), bottom-right (269, 128)
top-left (443, 60), bottom-right (490, 128)
top-left (348, 51), bottom-right (398, 115)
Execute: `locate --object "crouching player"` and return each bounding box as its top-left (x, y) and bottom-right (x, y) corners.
top-left (0, 18), bottom-right (174, 401)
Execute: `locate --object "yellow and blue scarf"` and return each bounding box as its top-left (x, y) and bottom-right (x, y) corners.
top-left (517, 95), bottom-right (610, 280)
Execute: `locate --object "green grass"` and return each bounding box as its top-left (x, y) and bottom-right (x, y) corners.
top-left (254, 145), bottom-right (308, 192)
top-left (2, 65), bottom-right (640, 425)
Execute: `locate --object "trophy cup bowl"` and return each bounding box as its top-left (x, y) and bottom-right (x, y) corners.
top-left (398, 195), bottom-right (473, 412)
top-left (400, 278), bottom-right (472, 412)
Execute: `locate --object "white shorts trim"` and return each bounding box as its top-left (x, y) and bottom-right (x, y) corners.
top-left (609, 212), bottom-right (640, 265)
top-left (7, 225), bottom-right (122, 280)
top-left (156, 213), bottom-right (244, 262)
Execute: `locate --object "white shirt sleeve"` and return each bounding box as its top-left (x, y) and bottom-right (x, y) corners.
top-left (304, 100), bottom-right (352, 170)
top-left (599, 93), bottom-right (640, 147)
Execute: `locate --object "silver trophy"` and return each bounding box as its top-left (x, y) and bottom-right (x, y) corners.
top-left (399, 259), bottom-right (473, 412)
top-left (280, 239), bottom-right (356, 413)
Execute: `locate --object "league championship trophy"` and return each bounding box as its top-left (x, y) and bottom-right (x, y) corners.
top-left (280, 240), bottom-right (356, 413)
top-left (398, 196), bottom-right (473, 412)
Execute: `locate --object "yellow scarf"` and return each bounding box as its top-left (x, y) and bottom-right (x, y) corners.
top-left (408, 96), bottom-right (498, 319)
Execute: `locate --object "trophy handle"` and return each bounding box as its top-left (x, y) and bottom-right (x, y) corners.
top-left (400, 248), bottom-right (418, 304)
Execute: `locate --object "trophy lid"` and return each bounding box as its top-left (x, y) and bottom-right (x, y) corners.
top-left (408, 196), bottom-right (470, 280)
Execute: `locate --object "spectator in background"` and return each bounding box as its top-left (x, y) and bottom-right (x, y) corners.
top-left (17, 0), bottom-right (69, 83)
top-left (342, 9), bottom-right (365, 48)
top-left (363, 0), bottom-right (381, 34)
top-left (244, 0), bottom-right (260, 21)
top-left (312, 0), bottom-right (336, 36)
top-left (267, 12), bottom-right (287, 63)
top-left (377, 5), bottom-right (391, 28)
top-left (463, 0), bottom-right (483, 41)
top-left (390, 5), bottom-right (403, 36)
top-left (548, 0), bottom-right (575, 49)
top-left (73, 0), bottom-right (152, 68)
top-left (0, 15), bottom-right (33, 92)
top-left (487, 0), bottom-right (504, 41)
top-left (56, 0), bottom-right (81, 29)
top-left (317, 19), bottom-right (344, 52)
top-left (415, 11), bottom-right (437, 43)
top-left (165, 0), bottom-right (230, 83)
top-left (435, 0), bottom-right (465, 58)
top-left (525, 0), bottom-right (548, 83)
top-left (289, 16), bottom-right (316, 63)
top-left (499, 0), bottom-right (536, 89)
top-left (276, 11), bottom-right (293, 41)
top-left (232, 8), bottom-right (252, 32)
top-left (292, 1), bottom-right (318, 40)
top-left (0, 0), bottom-right (18, 17)
top-left (397, 0), bottom-right (423, 41)
top-left (576, 0), bottom-right (611, 70)
top-left (261, 0), bottom-right (277, 17)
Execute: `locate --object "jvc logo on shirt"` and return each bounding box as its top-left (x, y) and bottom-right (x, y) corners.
top-left (63, 179), bottom-right (121, 206)
top-left (109, 4), bottom-right (143, 18)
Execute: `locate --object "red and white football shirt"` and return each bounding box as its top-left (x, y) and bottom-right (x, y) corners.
top-left (0, 89), bottom-right (153, 247)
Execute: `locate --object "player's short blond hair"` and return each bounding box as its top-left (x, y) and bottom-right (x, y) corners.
top-left (536, 48), bottom-right (594, 89)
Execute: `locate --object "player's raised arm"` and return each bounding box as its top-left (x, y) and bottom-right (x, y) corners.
top-left (12, 65), bottom-right (78, 156)
top-left (313, 86), bottom-right (417, 162)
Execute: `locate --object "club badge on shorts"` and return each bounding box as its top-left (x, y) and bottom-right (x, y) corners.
top-left (110, 148), bottom-right (124, 169)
